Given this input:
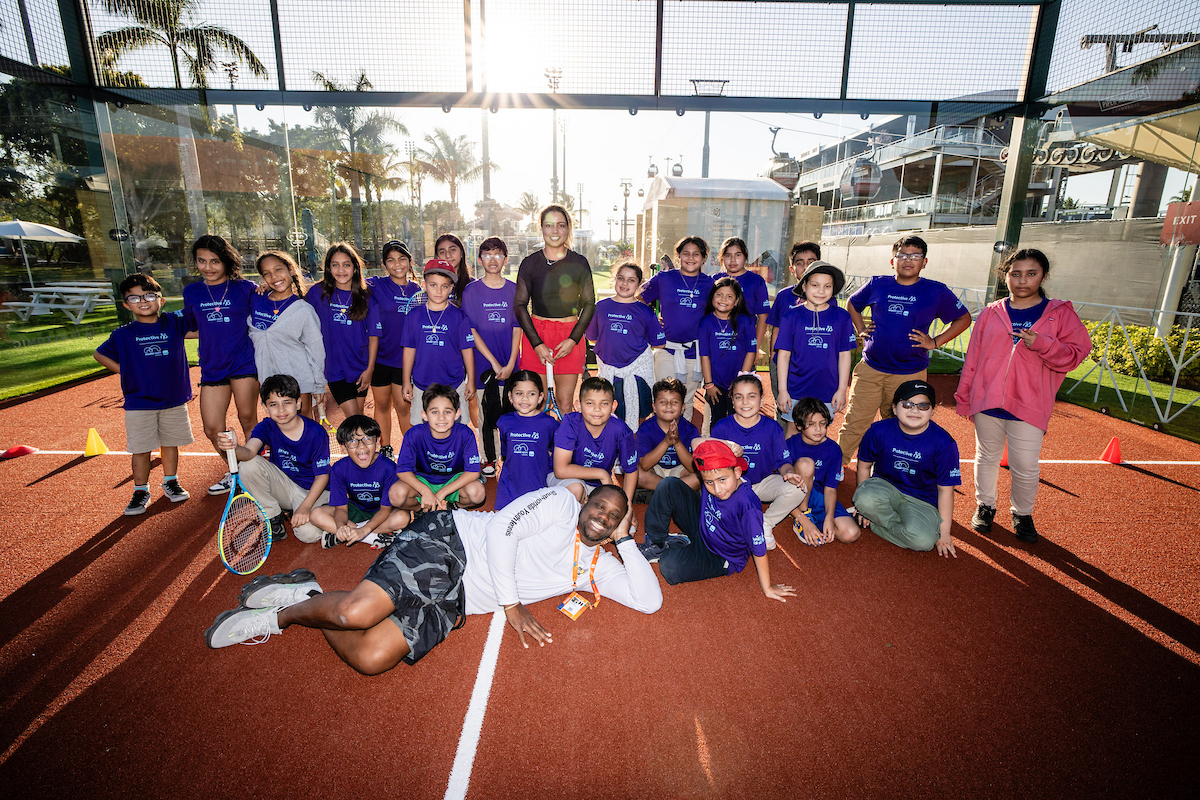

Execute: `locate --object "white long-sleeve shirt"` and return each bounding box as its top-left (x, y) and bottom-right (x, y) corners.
top-left (455, 487), bottom-right (663, 616)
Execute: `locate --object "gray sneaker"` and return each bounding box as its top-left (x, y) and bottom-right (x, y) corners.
top-left (208, 472), bottom-right (233, 495)
top-left (238, 569), bottom-right (321, 608)
top-left (162, 478), bottom-right (190, 503)
top-left (204, 606), bottom-right (281, 648)
top-left (124, 488), bottom-right (151, 516)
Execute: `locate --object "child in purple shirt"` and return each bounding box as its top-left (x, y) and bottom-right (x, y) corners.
top-left (94, 274), bottom-right (195, 516)
top-left (698, 277), bottom-right (757, 425)
top-left (306, 243), bottom-right (382, 418)
top-left (401, 260), bottom-right (476, 428)
top-left (786, 397), bottom-right (862, 547)
top-left (392, 384), bottom-right (485, 511)
top-left (550, 376), bottom-right (638, 504)
top-left (714, 236), bottom-right (770, 354)
top-left (586, 261), bottom-right (665, 431)
top-left (639, 440), bottom-right (796, 601)
top-left (495, 370), bottom-right (560, 510)
top-left (635, 377), bottom-right (700, 495)
top-left (368, 240), bottom-right (423, 458)
top-left (183, 235), bottom-right (259, 497)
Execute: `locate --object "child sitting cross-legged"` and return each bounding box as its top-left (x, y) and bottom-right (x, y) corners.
top-left (634, 377), bottom-right (700, 498)
top-left (495, 370), bottom-right (560, 511)
top-left (392, 384), bottom-right (486, 512)
top-left (638, 439), bottom-right (796, 601)
top-left (218, 373), bottom-right (331, 543)
top-left (707, 374), bottom-right (807, 550)
top-left (550, 376), bottom-right (638, 504)
top-left (309, 414), bottom-right (412, 549)
top-left (785, 397), bottom-right (862, 546)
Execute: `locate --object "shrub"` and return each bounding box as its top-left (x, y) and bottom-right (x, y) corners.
top-left (1083, 321), bottom-right (1200, 390)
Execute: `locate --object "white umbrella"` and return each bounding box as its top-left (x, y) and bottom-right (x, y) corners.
top-left (0, 219), bottom-right (86, 286)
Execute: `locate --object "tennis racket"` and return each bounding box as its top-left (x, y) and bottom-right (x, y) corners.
top-left (545, 358), bottom-right (562, 420)
top-left (217, 432), bottom-right (271, 575)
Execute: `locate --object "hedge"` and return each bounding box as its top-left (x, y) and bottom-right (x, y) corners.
top-left (1083, 321), bottom-right (1200, 390)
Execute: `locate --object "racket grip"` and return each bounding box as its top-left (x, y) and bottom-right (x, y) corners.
top-left (225, 430), bottom-right (239, 474)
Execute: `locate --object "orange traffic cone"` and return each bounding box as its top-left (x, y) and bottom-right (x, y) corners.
top-left (1000, 443), bottom-right (1009, 467)
top-left (1100, 436), bottom-right (1122, 464)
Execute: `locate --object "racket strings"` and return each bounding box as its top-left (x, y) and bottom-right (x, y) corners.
top-left (220, 494), bottom-right (268, 573)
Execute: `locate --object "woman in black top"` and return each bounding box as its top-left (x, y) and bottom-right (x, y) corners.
top-left (514, 204), bottom-right (596, 415)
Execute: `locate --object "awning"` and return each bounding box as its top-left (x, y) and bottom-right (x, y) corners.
top-left (643, 176), bottom-right (792, 208)
top-left (1079, 104), bottom-right (1200, 173)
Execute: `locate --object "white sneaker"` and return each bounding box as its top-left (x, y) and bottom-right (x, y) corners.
top-left (204, 606), bottom-right (281, 648)
top-left (238, 569), bottom-right (322, 608)
top-left (208, 472), bottom-right (233, 495)
top-left (764, 529), bottom-right (777, 550)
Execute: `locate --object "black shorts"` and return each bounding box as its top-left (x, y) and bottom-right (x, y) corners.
top-left (363, 510), bottom-right (467, 665)
top-left (328, 379), bottom-right (368, 405)
top-left (199, 373), bottom-right (258, 388)
top-left (371, 362), bottom-right (404, 387)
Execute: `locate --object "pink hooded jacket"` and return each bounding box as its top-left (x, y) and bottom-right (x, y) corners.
top-left (954, 297), bottom-right (1092, 431)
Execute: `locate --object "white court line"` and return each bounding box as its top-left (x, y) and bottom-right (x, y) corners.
top-left (19, 450), bottom-right (1200, 466)
top-left (444, 610), bottom-right (507, 800)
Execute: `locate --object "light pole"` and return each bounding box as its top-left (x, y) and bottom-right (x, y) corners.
top-left (545, 68), bottom-right (561, 202)
top-left (577, 182), bottom-right (585, 227)
top-left (607, 217), bottom-right (614, 240)
top-left (405, 141), bottom-right (424, 259)
top-left (221, 61), bottom-right (239, 130)
top-left (619, 180), bottom-right (632, 244)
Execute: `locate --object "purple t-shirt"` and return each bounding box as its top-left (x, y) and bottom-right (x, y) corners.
top-left (766, 284), bottom-right (806, 329)
top-left (711, 414), bottom-right (792, 485)
top-left (636, 415), bottom-right (700, 469)
top-left (640, 269), bottom-right (716, 356)
top-left (461, 278), bottom-right (518, 384)
top-left (305, 285), bottom-right (383, 383)
top-left (775, 305), bottom-right (856, 403)
top-left (395, 422), bottom-right (481, 483)
top-left (96, 311), bottom-right (193, 410)
top-left (784, 435), bottom-right (844, 494)
top-left (553, 412), bottom-right (637, 487)
top-left (848, 275), bottom-right (968, 375)
top-left (368, 276), bottom-right (423, 368)
top-left (249, 292), bottom-right (299, 331)
top-left (496, 411), bottom-right (560, 509)
top-left (250, 415), bottom-right (332, 491)
top-left (328, 454), bottom-right (398, 511)
top-left (585, 298), bottom-right (665, 368)
top-left (698, 314), bottom-right (757, 389)
top-left (716, 269), bottom-right (771, 317)
top-left (400, 304), bottom-right (474, 389)
top-left (859, 417), bottom-right (962, 508)
top-left (700, 480), bottom-right (767, 574)
top-left (183, 278), bottom-right (257, 382)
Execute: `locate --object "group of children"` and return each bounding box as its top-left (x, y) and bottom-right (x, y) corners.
top-left (95, 226), bottom-right (1091, 596)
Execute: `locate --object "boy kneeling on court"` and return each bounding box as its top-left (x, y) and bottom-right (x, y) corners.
top-left (392, 384), bottom-right (485, 511)
top-left (217, 374), bottom-right (331, 542)
top-left (310, 414), bottom-right (411, 548)
top-left (634, 377), bottom-right (701, 498)
top-left (94, 274), bottom-right (194, 515)
top-left (639, 440), bottom-right (796, 602)
top-left (852, 380), bottom-right (960, 557)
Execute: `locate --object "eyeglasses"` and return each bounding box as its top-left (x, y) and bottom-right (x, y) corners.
top-left (124, 293), bottom-right (160, 304)
top-left (893, 253), bottom-right (925, 263)
top-left (345, 435), bottom-right (378, 448)
top-left (481, 252), bottom-right (505, 260)
top-left (899, 401), bottom-right (933, 411)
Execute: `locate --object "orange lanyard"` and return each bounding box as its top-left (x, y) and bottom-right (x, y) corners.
top-left (571, 533), bottom-right (601, 608)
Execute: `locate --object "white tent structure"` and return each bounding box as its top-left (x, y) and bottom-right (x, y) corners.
top-left (0, 220), bottom-right (85, 286)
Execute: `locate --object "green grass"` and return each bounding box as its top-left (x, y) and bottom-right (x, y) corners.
top-left (0, 298), bottom-right (197, 401)
top-left (1056, 358), bottom-right (1200, 444)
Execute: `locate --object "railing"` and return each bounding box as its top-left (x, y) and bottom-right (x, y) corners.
top-left (840, 275), bottom-right (1200, 425)
top-left (824, 193), bottom-right (985, 225)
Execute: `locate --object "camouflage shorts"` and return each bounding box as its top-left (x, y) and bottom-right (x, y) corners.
top-left (363, 510), bottom-right (467, 664)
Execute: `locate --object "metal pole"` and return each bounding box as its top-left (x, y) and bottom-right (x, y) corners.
top-left (551, 107), bottom-right (558, 202)
top-left (702, 111), bottom-right (711, 178)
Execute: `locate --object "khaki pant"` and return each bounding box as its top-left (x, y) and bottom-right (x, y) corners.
top-left (838, 360), bottom-right (927, 465)
top-left (752, 474), bottom-right (807, 539)
top-left (411, 379), bottom-right (469, 427)
top-left (239, 456), bottom-right (330, 543)
top-left (654, 348), bottom-right (708, 433)
top-left (973, 413), bottom-right (1045, 516)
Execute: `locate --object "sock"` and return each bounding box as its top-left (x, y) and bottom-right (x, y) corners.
top-left (134, 483), bottom-right (149, 492)
top-left (162, 474), bottom-right (177, 483)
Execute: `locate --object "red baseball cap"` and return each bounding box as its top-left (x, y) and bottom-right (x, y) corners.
top-left (423, 259), bottom-right (457, 282)
top-left (692, 440), bottom-right (749, 473)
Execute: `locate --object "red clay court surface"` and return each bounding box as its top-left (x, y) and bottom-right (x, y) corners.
top-left (1, 370), bottom-right (1198, 799)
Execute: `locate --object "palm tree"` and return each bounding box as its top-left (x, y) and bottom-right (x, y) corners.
top-left (418, 128), bottom-right (497, 226)
top-left (311, 71), bottom-right (408, 252)
top-left (95, 0), bottom-right (267, 89)
top-left (359, 144), bottom-right (406, 263)
top-left (95, 0), bottom-right (267, 240)
top-left (516, 191), bottom-right (540, 229)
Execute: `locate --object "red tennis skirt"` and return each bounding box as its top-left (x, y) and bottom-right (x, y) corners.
top-left (519, 316), bottom-right (587, 375)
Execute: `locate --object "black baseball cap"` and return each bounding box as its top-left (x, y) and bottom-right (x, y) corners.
top-left (893, 379), bottom-right (936, 405)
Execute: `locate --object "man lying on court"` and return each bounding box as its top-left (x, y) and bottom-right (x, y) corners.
top-left (204, 485), bottom-right (662, 673)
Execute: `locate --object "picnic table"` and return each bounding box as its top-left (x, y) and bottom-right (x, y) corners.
top-left (1, 283), bottom-right (116, 324)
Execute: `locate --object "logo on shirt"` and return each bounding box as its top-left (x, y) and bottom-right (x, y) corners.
top-left (426, 449), bottom-right (456, 473)
top-left (333, 310), bottom-right (351, 325)
top-left (355, 490), bottom-right (375, 502)
top-left (487, 310), bottom-right (505, 323)
top-left (888, 303), bottom-right (906, 315)
top-left (610, 321), bottom-right (628, 334)
top-left (142, 344), bottom-right (165, 356)
top-left (512, 443), bottom-right (530, 455)
top-left (949, 467), bottom-right (961, 478)
top-left (206, 307), bottom-right (230, 323)
top-left (807, 335), bottom-right (828, 349)
top-left (425, 334), bottom-right (443, 345)
top-left (280, 456), bottom-right (297, 472)
top-left (893, 459), bottom-right (916, 475)
top-left (582, 446), bottom-right (606, 468)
